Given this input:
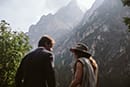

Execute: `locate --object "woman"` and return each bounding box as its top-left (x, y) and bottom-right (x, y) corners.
top-left (69, 43), bottom-right (98, 87)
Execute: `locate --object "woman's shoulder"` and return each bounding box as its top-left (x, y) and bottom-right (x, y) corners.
top-left (77, 57), bottom-right (89, 65)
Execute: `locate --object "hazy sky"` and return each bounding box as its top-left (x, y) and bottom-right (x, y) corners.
top-left (0, 0), bottom-right (95, 32)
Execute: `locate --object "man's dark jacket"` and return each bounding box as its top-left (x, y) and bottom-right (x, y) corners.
top-left (15, 47), bottom-right (56, 87)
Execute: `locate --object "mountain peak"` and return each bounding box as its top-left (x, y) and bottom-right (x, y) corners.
top-left (67, 0), bottom-right (80, 11)
top-left (56, 0), bottom-right (83, 16)
top-left (68, 0), bottom-right (78, 6)
top-left (28, 0), bottom-right (83, 48)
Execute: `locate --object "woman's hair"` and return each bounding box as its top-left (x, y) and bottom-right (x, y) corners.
top-left (38, 35), bottom-right (55, 47)
top-left (89, 57), bottom-right (98, 74)
top-left (74, 50), bottom-right (98, 74)
top-left (73, 50), bottom-right (91, 58)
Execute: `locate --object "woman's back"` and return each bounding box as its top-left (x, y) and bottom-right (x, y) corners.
top-left (78, 57), bottom-right (98, 87)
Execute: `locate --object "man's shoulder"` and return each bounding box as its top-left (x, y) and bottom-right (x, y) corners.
top-left (31, 47), bottom-right (51, 55)
top-left (25, 47), bottom-right (54, 58)
top-left (37, 48), bottom-right (54, 58)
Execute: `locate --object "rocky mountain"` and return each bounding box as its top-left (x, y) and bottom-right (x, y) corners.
top-left (81, 0), bottom-right (104, 25)
top-left (54, 0), bottom-right (130, 87)
top-left (27, 0), bottom-right (83, 48)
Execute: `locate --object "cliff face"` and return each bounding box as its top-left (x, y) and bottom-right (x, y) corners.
top-left (27, 0), bottom-right (130, 86)
top-left (27, 0), bottom-right (83, 48)
top-left (55, 0), bottom-right (130, 87)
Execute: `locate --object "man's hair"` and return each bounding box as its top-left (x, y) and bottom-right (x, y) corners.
top-left (38, 35), bottom-right (55, 47)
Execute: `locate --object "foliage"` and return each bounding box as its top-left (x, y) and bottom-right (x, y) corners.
top-left (0, 20), bottom-right (32, 87)
top-left (122, 0), bottom-right (130, 31)
top-left (123, 17), bottom-right (130, 32)
top-left (122, 0), bottom-right (130, 6)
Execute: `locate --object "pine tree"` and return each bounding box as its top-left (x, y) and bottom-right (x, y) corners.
top-left (122, 0), bottom-right (130, 31)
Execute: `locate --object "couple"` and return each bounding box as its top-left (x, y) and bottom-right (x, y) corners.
top-left (15, 35), bottom-right (98, 87)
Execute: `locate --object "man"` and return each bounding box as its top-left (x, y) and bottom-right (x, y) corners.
top-left (15, 35), bottom-right (56, 87)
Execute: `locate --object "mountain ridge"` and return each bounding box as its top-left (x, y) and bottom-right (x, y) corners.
top-left (54, 0), bottom-right (130, 87)
top-left (27, 0), bottom-right (83, 48)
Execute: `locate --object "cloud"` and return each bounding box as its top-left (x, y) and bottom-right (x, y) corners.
top-left (77, 0), bottom-right (95, 12)
top-left (44, 0), bottom-right (71, 11)
top-left (0, 0), bottom-right (95, 32)
top-left (0, 0), bottom-right (47, 32)
top-left (0, 0), bottom-right (9, 5)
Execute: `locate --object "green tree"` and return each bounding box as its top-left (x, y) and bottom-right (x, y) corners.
top-left (0, 20), bottom-right (32, 87)
top-left (122, 0), bottom-right (130, 31)
top-left (122, 0), bottom-right (130, 6)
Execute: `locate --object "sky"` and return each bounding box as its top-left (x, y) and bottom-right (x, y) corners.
top-left (0, 0), bottom-right (95, 32)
